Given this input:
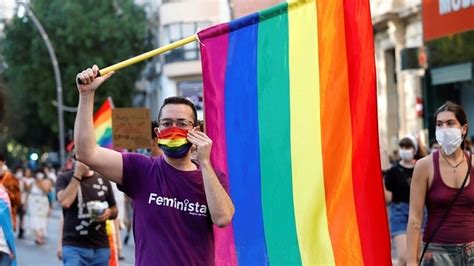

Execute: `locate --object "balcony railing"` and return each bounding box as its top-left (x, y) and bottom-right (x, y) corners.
top-left (164, 46), bottom-right (199, 63)
top-left (163, 21), bottom-right (210, 64)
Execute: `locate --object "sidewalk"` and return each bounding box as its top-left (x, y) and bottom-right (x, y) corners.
top-left (15, 205), bottom-right (135, 265)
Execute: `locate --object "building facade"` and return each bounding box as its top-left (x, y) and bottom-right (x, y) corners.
top-left (136, 0), bottom-right (285, 120)
top-left (135, 0), bottom-right (231, 120)
top-left (372, 0), bottom-right (474, 169)
top-left (230, 0), bottom-right (283, 18)
top-left (371, 0), bottom-right (424, 169)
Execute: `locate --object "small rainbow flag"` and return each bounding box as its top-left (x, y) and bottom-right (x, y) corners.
top-left (93, 97), bottom-right (114, 149)
top-left (106, 220), bottom-right (119, 266)
top-left (198, 0), bottom-right (390, 265)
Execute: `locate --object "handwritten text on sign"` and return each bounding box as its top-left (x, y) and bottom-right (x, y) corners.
top-left (112, 108), bottom-right (151, 150)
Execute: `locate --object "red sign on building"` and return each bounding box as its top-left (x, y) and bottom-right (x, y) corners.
top-left (423, 0), bottom-right (474, 41)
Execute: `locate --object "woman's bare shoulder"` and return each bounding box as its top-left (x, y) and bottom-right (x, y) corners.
top-left (413, 154), bottom-right (433, 180)
top-left (416, 154), bottom-right (433, 168)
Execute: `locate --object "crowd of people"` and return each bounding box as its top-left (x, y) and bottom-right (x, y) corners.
top-left (0, 152), bottom-right (138, 266)
top-left (384, 101), bottom-right (474, 265)
top-left (1, 64), bottom-right (472, 266)
top-left (0, 154), bottom-right (58, 265)
top-left (0, 103), bottom-right (192, 266)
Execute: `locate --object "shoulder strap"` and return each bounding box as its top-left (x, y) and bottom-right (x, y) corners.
top-left (419, 151), bottom-right (472, 264)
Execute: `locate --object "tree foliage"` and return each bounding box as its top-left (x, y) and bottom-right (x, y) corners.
top-left (1, 0), bottom-right (150, 150)
top-left (0, 78), bottom-right (5, 130)
top-left (427, 31), bottom-right (474, 68)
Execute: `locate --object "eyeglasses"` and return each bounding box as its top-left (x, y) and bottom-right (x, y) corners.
top-left (159, 118), bottom-right (194, 129)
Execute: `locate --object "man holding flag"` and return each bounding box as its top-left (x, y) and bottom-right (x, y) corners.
top-left (74, 65), bottom-right (234, 265)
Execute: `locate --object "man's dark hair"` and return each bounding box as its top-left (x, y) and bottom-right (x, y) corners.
top-left (157, 97), bottom-right (197, 125)
top-left (0, 152), bottom-right (5, 162)
top-left (399, 137), bottom-right (416, 150)
top-left (151, 120), bottom-right (159, 138)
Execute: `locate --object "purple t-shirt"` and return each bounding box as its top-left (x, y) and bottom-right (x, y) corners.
top-left (121, 153), bottom-right (229, 266)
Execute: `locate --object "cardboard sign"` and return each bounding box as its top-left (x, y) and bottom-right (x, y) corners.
top-left (112, 108), bottom-right (151, 150)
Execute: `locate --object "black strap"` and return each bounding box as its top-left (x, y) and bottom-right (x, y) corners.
top-left (419, 151), bottom-right (472, 264)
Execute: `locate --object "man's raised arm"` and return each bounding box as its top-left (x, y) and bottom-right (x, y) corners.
top-left (74, 65), bottom-right (123, 184)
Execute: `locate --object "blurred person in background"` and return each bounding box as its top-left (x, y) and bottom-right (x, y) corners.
top-left (0, 154), bottom-right (20, 234)
top-left (150, 120), bottom-right (163, 157)
top-left (41, 165), bottom-right (57, 220)
top-left (406, 133), bottom-right (428, 160)
top-left (13, 168), bottom-right (25, 240)
top-left (18, 168), bottom-right (34, 239)
top-left (42, 164), bottom-right (57, 183)
top-left (27, 169), bottom-right (53, 245)
top-left (384, 137), bottom-right (420, 266)
top-left (389, 150), bottom-right (401, 166)
top-left (56, 160), bottom-right (117, 266)
top-left (0, 182), bottom-right (16, 266)
top-left (429, 139), bottom-right (441, 154)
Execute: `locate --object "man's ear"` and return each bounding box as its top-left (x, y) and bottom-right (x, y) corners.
top-left (154, 127), bottom-right (160, 138)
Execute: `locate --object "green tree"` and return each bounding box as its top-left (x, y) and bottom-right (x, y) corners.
top-left (1, 0), bottom-right (150, 151)
top-left (0, 80), bottom-right (4, 125)
top-left (427, 31), bottom-right (474, 67)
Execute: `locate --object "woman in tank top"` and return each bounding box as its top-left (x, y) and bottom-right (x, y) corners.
top-left (407, 101), bottom-right (473, 265)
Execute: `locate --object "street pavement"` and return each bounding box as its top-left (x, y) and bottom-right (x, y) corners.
top-left (15, 204), bottom-right (135, 266)
top-left (15, 204), bottom-right (398, 265)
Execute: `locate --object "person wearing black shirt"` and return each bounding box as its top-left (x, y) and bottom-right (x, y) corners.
top-left (384, 137), bottom-right (417, 266)
top-left (56, 160), bottom-right (117, 266)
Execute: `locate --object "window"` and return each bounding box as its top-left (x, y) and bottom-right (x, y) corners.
top-left (178, 81), bottom-right (203, 111)
top-left (163, 21), bottom-right (211, 63)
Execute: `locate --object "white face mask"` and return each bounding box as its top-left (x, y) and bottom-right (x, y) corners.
top-left (35, 173), bottom-right (45, 180)
top-left (399, 149), bottom-right (414, 161)
top-left (435, 128), bottom-right (463, 156)
top-left (15, 170), bottom-right (22, 178)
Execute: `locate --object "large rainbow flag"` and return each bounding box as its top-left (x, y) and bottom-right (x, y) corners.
top-left (93, 97), bottom-right (114, 149)
top-left (198, 0), bottom-right (391, 265)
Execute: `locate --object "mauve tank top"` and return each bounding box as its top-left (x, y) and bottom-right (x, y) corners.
top-left (423, 151), bottom-right (474, 244)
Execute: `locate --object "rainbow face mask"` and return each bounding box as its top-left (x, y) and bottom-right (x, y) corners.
top-left (157, 127), bottom-right (192, 158)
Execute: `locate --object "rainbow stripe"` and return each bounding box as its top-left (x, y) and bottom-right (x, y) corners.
top-left (157, 127), bottom-right (189, 147)
top-left (93, 97), bottom-right (113, 149)
top-left (157, 127), bottom-right (192, 157)
top-left (157, 138), bottom-right (188, 147)
top-left (198, 0), bottom-right (390, 265)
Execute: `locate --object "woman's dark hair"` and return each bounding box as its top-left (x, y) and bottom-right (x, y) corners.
top-left (435, 101), bottom-right (468, 147)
